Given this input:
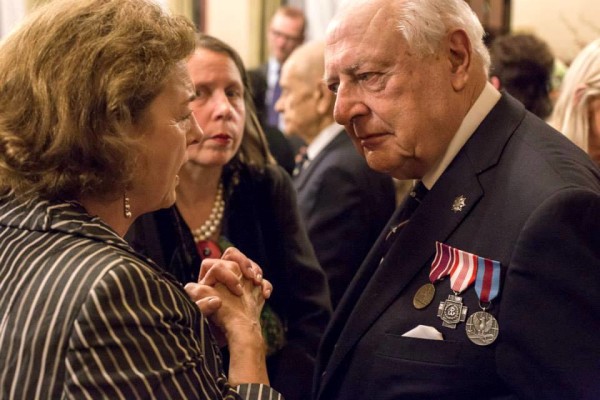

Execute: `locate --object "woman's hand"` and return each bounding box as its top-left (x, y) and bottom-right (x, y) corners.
top-left (184, 276), bottom-right (273, 347)
top-left (186, 275), bottom-right (273, 386)
top-left (185, 247), bottom-right (272, 316)
top-left (201, 247), bottom-right (269, 292)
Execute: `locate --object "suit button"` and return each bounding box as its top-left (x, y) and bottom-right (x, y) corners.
top-left (321, 371), bottom-right (327, 378)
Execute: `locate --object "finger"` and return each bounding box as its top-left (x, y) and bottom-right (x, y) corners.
top-left (222, 247), bottom-right (262, 283)
top-left (184, 282), bottom-right (219, 301)
top-left (195, 296), bottom-right (222, 316)
top-left (198, 258), bottom-right (221, 281)
top-left (261, 278), bottom-right (273, 299)
top-left (249, 260), bottom-right (264, 286)
top-left (199, 261), bottom-right (243, 296)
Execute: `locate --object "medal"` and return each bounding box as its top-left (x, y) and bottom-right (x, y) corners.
top-left (413, 283), bottom-right (435, 309)
top-left (437, 294), bottom-right (468, 328)
top-left (466, 311), bottom-right (499, 345)
top-left (436, 244), bottom-right (478, 328)
top-left (413, 242), bottom-right (454, 309)
top-left (466, 257), bottom-right (501, 345)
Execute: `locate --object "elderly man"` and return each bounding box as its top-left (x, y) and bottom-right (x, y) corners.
top-left (315, 0), bottom-right (600, 399)
top-left (275, 41), bottom-right (396, 309)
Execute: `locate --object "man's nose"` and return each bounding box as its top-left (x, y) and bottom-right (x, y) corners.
top-left (333, 84), bottom-right (367, 126)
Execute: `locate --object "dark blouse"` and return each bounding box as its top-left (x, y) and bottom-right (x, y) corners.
top-left (127, 164), bottom-right (332, 400)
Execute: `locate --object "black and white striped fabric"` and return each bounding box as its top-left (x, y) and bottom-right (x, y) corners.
top-left (0, 193), bottom-right (283, 400)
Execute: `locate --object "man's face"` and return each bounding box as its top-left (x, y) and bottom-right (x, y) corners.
top-left (268, 12), bottom-right (304, 64)
top-left (324, 0), bottom-right (463, 180)
top-left (275, 63), bottom-right (321, 141)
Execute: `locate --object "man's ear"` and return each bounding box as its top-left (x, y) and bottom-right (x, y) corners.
top-left (490, 75), bottom-right (501, 90)
top-left (447, 29), bottom-right (472, 91)
top-left (315, 82), bottom-right (334, 115)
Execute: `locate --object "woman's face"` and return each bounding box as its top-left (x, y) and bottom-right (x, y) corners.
top-left (185, 48), bottom-right (246, 168)
top-left (588, 96), bottom-right (600, 166)
top-left (130, 62), bottom-right (202, 213)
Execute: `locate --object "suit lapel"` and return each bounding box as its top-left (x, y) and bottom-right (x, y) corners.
top-left (316, 93), bottom-right (527, 397)
top-left (293, 130), bottom-right (346, 190)
top-left (320, 159), bottom-right (483, 387)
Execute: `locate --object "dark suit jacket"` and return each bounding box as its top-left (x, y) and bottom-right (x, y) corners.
top-left (127, 164), bottom-right (331, 400)
top-left (294, 130), bottom-right (396, 309)
top-left (248, 64), bottom-right (269, 128)
top-left (313, 94), bottom-right (600, 400)
top-left (247, 65), bottom-right (297, 174)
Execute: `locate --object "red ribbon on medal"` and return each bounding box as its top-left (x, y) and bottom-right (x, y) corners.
top-left (449, 246), bottom-right (478, 294)
top-left (435, 242), bottom-right (478, 328)
top-left (429, 241), bottom-right (454, 283)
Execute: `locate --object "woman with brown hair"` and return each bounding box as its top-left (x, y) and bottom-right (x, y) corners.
top-left (0, 1), bottom-right (280, 398)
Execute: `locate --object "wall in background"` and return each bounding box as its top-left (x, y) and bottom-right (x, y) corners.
top-left (0, 0), bottom-right (26, 38)
top-left (205, 0), bottom-right (253, 64)
top-left (231, 0), bottom-right (600, 65)
top-left (1, 0), bottom-right (599, 65)
top-left (512, 0), bottom-right (600, 63)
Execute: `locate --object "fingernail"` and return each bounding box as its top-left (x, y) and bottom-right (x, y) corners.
top-left (256, 273), bottom-right (263, 282)
top-left (265, 288), bottom-right (272, 297)
top-left (236, 283), bottom-right (243, 294)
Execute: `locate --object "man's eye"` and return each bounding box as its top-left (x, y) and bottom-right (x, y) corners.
top-left (226, 89), bottom-right (242, 98)
top-left (178, 112), bottom-right (192, 123)
top-left (327, 83), bottom-right (339, 94)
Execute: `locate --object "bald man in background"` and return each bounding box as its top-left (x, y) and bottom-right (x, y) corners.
top-left (276, 41), bottom-right (396, 309)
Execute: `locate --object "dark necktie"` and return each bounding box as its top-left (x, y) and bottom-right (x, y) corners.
top-left (384, 181), bottom-right (429, 243)
top-left (292, 146), bottom-right (309, 177)
top-left (267, 68), bottom-right (281, 127)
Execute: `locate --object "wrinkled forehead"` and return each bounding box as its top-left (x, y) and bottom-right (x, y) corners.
top-left (324, 2), bottom-right (398, 73)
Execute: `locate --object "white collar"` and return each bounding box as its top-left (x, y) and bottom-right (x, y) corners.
top-left (422, 82), bottom-right (501, 189)
top-left (306, 123), bottom-right (344, 160)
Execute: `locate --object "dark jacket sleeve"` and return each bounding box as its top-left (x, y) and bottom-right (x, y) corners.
top-left (496, 188), bottom-right (600, 399)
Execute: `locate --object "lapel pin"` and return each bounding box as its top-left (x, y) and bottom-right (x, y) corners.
top-left (451, 195), bottom-right (467, 212)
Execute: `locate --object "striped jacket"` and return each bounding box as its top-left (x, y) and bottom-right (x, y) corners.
top-left (0, 194), bottom-right (283, 400)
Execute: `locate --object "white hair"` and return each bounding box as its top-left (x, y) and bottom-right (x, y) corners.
top-left (550, 38), bottom-right (600, 153)
top-left (393, 0), bottom-right (490, 73)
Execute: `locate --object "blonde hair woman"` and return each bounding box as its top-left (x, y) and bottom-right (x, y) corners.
top-left (551, 38), bottom-right (600, 165)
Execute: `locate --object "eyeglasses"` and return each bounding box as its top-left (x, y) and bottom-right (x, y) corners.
top-left (269, 28), bottom-right (303, 43)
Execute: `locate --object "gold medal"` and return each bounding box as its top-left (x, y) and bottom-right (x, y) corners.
top-left (465, 311), bottom-right (499, 346)
top-left (413, 283), bottom-right (435, 309)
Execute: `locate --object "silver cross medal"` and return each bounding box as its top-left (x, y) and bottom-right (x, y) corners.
top-left (437, 294), bottom-right (468, 328)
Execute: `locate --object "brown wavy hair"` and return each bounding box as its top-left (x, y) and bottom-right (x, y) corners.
top-left (0, 0), bottom-right (196, 201)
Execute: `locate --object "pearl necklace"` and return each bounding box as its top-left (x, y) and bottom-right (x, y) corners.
top-left (191, 182), bottom-right (225, 243)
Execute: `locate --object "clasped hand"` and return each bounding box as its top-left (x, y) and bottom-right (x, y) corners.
top-left (184, 247), bottom-right (272, 345)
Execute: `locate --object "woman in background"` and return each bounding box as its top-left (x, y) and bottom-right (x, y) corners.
top-left (127, 34), bottom-right (331, 400)
top-left (0, 1), bottom-right (280, 398)
top-left (551, 38), bottom-right (600, 165)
